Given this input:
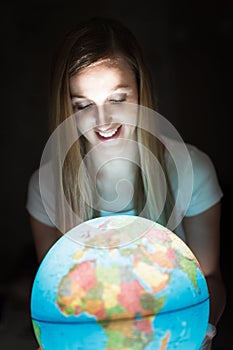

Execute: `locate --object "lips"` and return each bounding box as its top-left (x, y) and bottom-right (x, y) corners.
top-left (95, 125), bottom-right (122, 141)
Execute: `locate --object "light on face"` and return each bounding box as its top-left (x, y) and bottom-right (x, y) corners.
top-left (70, 58), bottom-right (138, 147)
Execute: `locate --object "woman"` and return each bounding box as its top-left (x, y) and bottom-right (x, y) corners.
top-left (27, 17), bottom-right (226, 349)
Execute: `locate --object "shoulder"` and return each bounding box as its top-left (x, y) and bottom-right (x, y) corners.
top-left (182, 143), bottom-right (223, 216)
top-left (185, 143), bottom-right (222, 193)
top-left (26, 162), bottom-right (55, 227)
top-left (164, 138), bottom-right (221, 183)
top-left (27, 161), bottom-right (54, 196)
top-left (185, 143), bottom-right (217, 174)
top-left (27, 168), bottom-right (40, 198)
top-left (164, 138), bottom-right (223, 217)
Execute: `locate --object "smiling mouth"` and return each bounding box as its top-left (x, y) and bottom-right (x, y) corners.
top-left (96, 125), bottom-right (122, 140)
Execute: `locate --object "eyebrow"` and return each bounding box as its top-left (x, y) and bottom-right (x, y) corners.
top-left (71, 85), bottom-right (133, 99)
top-left (112, 85), bottom-right (131, 91)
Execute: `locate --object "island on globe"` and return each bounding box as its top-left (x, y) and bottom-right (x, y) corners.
top-left (30, 215), bottom-right (209, 349)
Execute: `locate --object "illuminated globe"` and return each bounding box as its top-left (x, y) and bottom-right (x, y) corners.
top-left (31, 216), bottom-right (209, 349)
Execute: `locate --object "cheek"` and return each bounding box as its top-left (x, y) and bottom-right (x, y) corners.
top-left (77, 121), bottom-right (91, 137)
top-left (76, 111), bottom-right (96, 135)
top-left (131, 90), bottom-right (139, 104)
top-left (114, 103), bottom-right (138, 127)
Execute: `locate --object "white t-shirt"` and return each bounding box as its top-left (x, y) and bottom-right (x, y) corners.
top-left (26, 143), bottom-right (223, 241)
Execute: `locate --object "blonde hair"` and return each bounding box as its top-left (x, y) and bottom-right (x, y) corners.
top-left (48, 17), bottom-right (174, 232)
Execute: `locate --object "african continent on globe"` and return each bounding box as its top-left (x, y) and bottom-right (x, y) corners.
top-left (31, 215), bottom-right (209, 349)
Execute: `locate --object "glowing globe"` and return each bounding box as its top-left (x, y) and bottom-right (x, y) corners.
top-left (30, 216), bottom-right (209, 349)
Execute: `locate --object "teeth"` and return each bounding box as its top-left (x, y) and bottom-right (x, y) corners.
top-left (98, 128), bottom-right (118, 138)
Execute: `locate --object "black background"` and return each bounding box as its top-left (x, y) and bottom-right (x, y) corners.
top-left (0, 0), bottom-right (232, 348)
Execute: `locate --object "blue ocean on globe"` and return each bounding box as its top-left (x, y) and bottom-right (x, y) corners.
top-left (31, 216), bottom-right (209, 349)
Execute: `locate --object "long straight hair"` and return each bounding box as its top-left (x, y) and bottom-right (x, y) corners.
top-left (48, 17), bottom-right (174, 233)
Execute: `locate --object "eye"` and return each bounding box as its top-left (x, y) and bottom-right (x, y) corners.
top-left (72, 101), bottom-right (94, 111)
top-left (108, 92), bottom-right (127, 104)
top-left (109, 98), bottom-right (125, 104)
top-left (77, 103), bottom-right (93, 110)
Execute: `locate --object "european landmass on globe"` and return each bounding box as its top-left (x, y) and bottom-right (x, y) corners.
top-left (31, 216), bottom-right (209, 349)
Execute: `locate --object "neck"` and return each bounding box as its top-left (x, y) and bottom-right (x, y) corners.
top-left (86, 142), bottom-right (139, 212)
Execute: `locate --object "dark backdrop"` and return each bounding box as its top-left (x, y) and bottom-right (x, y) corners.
top-left (1, 0), bottom-right (232, 348)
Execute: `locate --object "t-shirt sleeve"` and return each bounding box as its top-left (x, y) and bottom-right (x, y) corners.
top-left (26, 169), bottom-right (55, 227)
top-left (185, 145), bottom-right (223, 217)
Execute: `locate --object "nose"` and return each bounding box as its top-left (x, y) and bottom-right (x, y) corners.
top-left (95, 105), bottom-right (112, 127)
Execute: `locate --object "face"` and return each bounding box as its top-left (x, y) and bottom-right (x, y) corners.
top-left (70, 58), bottom-right (138, 152)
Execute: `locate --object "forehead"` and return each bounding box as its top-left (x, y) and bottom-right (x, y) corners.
top-left (70, 57), bottom-right (136, 95)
